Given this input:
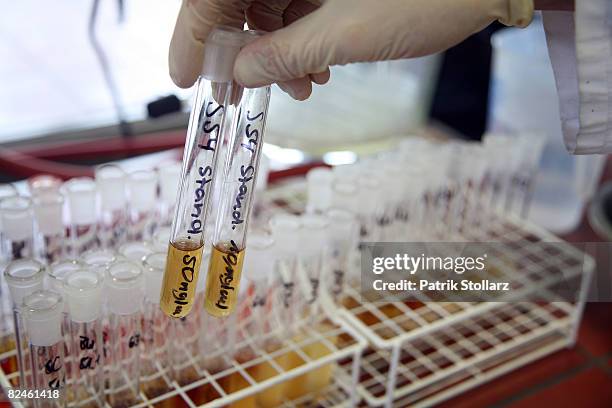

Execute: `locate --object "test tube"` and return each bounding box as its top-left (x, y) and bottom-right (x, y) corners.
top-left (127, 170), bottom-right (158, 241)
top-left (63, 178), bottom-right (98, 255)
top-left (157, 161), bottom-right (182, 227)
top-left (22, 290), bottom-right (66, 407)
top-left (306, 167), bottom-right (333, 215)
top-left (106, 261), bottom-right (144, 406)
top-left (3, 259), bottom-right (45, 392)
top-left (95, 164), bottom-right (128, 248)
top-left (0, 184), bottom-right (19, 341)
top-left (160, 26), bottom-right (244, 318)
top-left (325, 209), bottom-right (358, 302)
top-left (63, 270), bottom-right (104, 407)
top-left (32, 192), bottom-right (66, 263)
top-left (204, 32), bottom-right (272, 318)
top-left (141, 252), bottom-right (171, 398)
top-left (0, 196), bottom-right (35, 261)
top-left (47, 259), bottom-right (83, 372)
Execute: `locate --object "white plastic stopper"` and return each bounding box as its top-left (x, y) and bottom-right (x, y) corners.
top-left (23, 290), bottom-right (64, 346)
top-left (143, 252), bottom-right (166, 303)
top-left (0, 196), bottom-right (34, 241)
top-left (299, 214), bottom-right (330, 256)
top-left (106, 261), bottom-right (144, 315)
top-left (269, 214), bottom-right (301, 254)
top-left (63, 270), bottom-right (103, 323)
top-left (127, 170), bottom-right (158, 212)
top-left (63, 178), bottom-right (98, 225)
top-left (32, 192), bottom-right (64, 235)
top-left (327, 209), bottom-right (358, 249)
top-left (158, 162), bottom-right (182, 204)
top-left (201, 26), bottom-right (245, 82)
top-left (4, 259), bottom-right (45, 306)
top-left (306, 167), bottom-right (333, 214)
top-left (27, 174), bottom-right (62, 196)
top-left (244, 232), bottom-right (275, 283)
top-left (95, 164), bottom-right (127, 211)
top-left (119, 241), bottom-right (154, 263)
top-left (47, 259), bottom-right (82, 312)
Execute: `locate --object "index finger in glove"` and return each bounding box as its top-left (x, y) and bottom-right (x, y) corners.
top-left (169, 0), bottom-right (252, 88)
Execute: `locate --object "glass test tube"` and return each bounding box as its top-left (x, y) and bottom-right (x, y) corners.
top-left (306, 167), bottom-right (333, 215)
top-left (141, 252), bottom-right (172, 398)
top-left (204, 35), bottom-right (272, 317)
top-left (106, 261), bottom-right (144, 407)
top-left (296, 214), bottom-right (328, 319)
top-left (63, 178), bottom-right (98, 256)
top-left (0, 196), bottom-right (35, 261)
top-left (23, 290), bottom-right (66, 408)
top-left (325, 209), bottom-right (358, 302)
top-left (127, 170), bottom-right (158, 241)
top-left (47, 259), bottom-right (83, 379)
top-left (3, 259), bottom-right (45, 392)
top-left (0, 184), bottom-right (18, 343)
top-left (95, 164), bottom-right (128, 249)
top-left (63, 270), bottom-right (105, 407)
top-left (160, 26), bottom-right (244, 318)
top-left (32, 192), bottom-right (66, 263)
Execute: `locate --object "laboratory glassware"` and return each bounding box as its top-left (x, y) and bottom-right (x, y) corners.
top-left (3, 259), bottom-right (45, 392)
top-left (127, 170), bottom-right (158, 241)
top-left (32, 192), bottom-right (65, 263)
top-left (106, 261), bottom-right (144, 407)
top-left (62, 178), bottom-right (98, 255)
top-left (160, 26), bottom-right (244, 318)
top-left (157, 161), bottom-right (182, 227)
top-left (0, 196), bottom-right (35, 261)
top-left (63, 270), bottom-right (105, 407)
top-left (22, 290), bottom-right (66, 408)
top-left (95, 164), bottom-right (128, 249)
top-left (141, 252), bottom-right (171, 398)
top-left (205, 30), bottom-right (272, 318)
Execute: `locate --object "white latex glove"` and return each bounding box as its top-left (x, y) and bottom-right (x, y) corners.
top-left (169, 0), bottom-right (512, 100)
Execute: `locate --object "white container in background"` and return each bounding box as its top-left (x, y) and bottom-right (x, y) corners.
top-left (488, 16), bottom-right (606, 233)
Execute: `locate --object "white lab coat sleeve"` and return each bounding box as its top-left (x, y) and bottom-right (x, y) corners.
top-left (542, 1), bottom-right (612, 154)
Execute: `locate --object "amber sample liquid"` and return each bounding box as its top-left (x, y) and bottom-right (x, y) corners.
top-left (160, 240), bottom-right (204, 318)
top-left (204, 241), bottom-right (245, 317)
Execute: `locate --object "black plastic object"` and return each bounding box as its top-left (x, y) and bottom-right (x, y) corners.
top-left (147, 95), bottom-right (183, 119)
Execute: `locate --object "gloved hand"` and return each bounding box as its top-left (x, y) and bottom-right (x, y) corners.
top-left (169, 0), bottom-right (515, 100)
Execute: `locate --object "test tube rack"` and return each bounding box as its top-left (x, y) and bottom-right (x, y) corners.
top-left (259, 177), bottom-right (594, 407)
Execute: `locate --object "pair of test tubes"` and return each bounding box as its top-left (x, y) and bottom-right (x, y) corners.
top-left (160, 27), bottom-right (271, 320)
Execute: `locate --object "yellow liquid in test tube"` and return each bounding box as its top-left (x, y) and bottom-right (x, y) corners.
top-left (204, 242), bottom-right (245, 318)
top-left (160, 240), bottom-right (204, 318)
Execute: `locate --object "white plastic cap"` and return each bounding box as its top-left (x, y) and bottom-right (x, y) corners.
top-left (158, 162), bottom-right (182, 204)
top-left (143, 252), bottom-right (166, 303)
top-left (127, 170), bottom-right (158, 212)
top-left (4, 259), bottom-right (45, 305)
top-left (106, 261), bottom-right (144, 315)
top-left (47, 259), bottom-right (82, 312)
top-left (63, 178), bottom-right (98, 225)
top-left (95, 164), bottom-right (127, 211)
top-left (63, 270), bottom-right (104, 322)
top-left (0, 183), bottom-right (17, 201)
top-left (0, 196), bottom-right (34, 241)
top-left (27, 174), bottom-right (62, 196)
top-left (330, 180), bottom-right (359, 213)
top-left (201, 26), bottom-right (245, 82)
top-left (269, 214), bottom-right (301, 254)
top-left (306, 167), bottom-right (333, 214)
top-left (326, 209), bottom-right (358, 248)
top-left (119, 241), bottom-right (154, 263)
top-left (23, 290), bottom-right (64, 346)
top-left (32, 192), bottom-right (64, 235)
top-left (299, 214), bottom-right (329, 256)
top-left (244, 232), bottom-right (275, 283)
